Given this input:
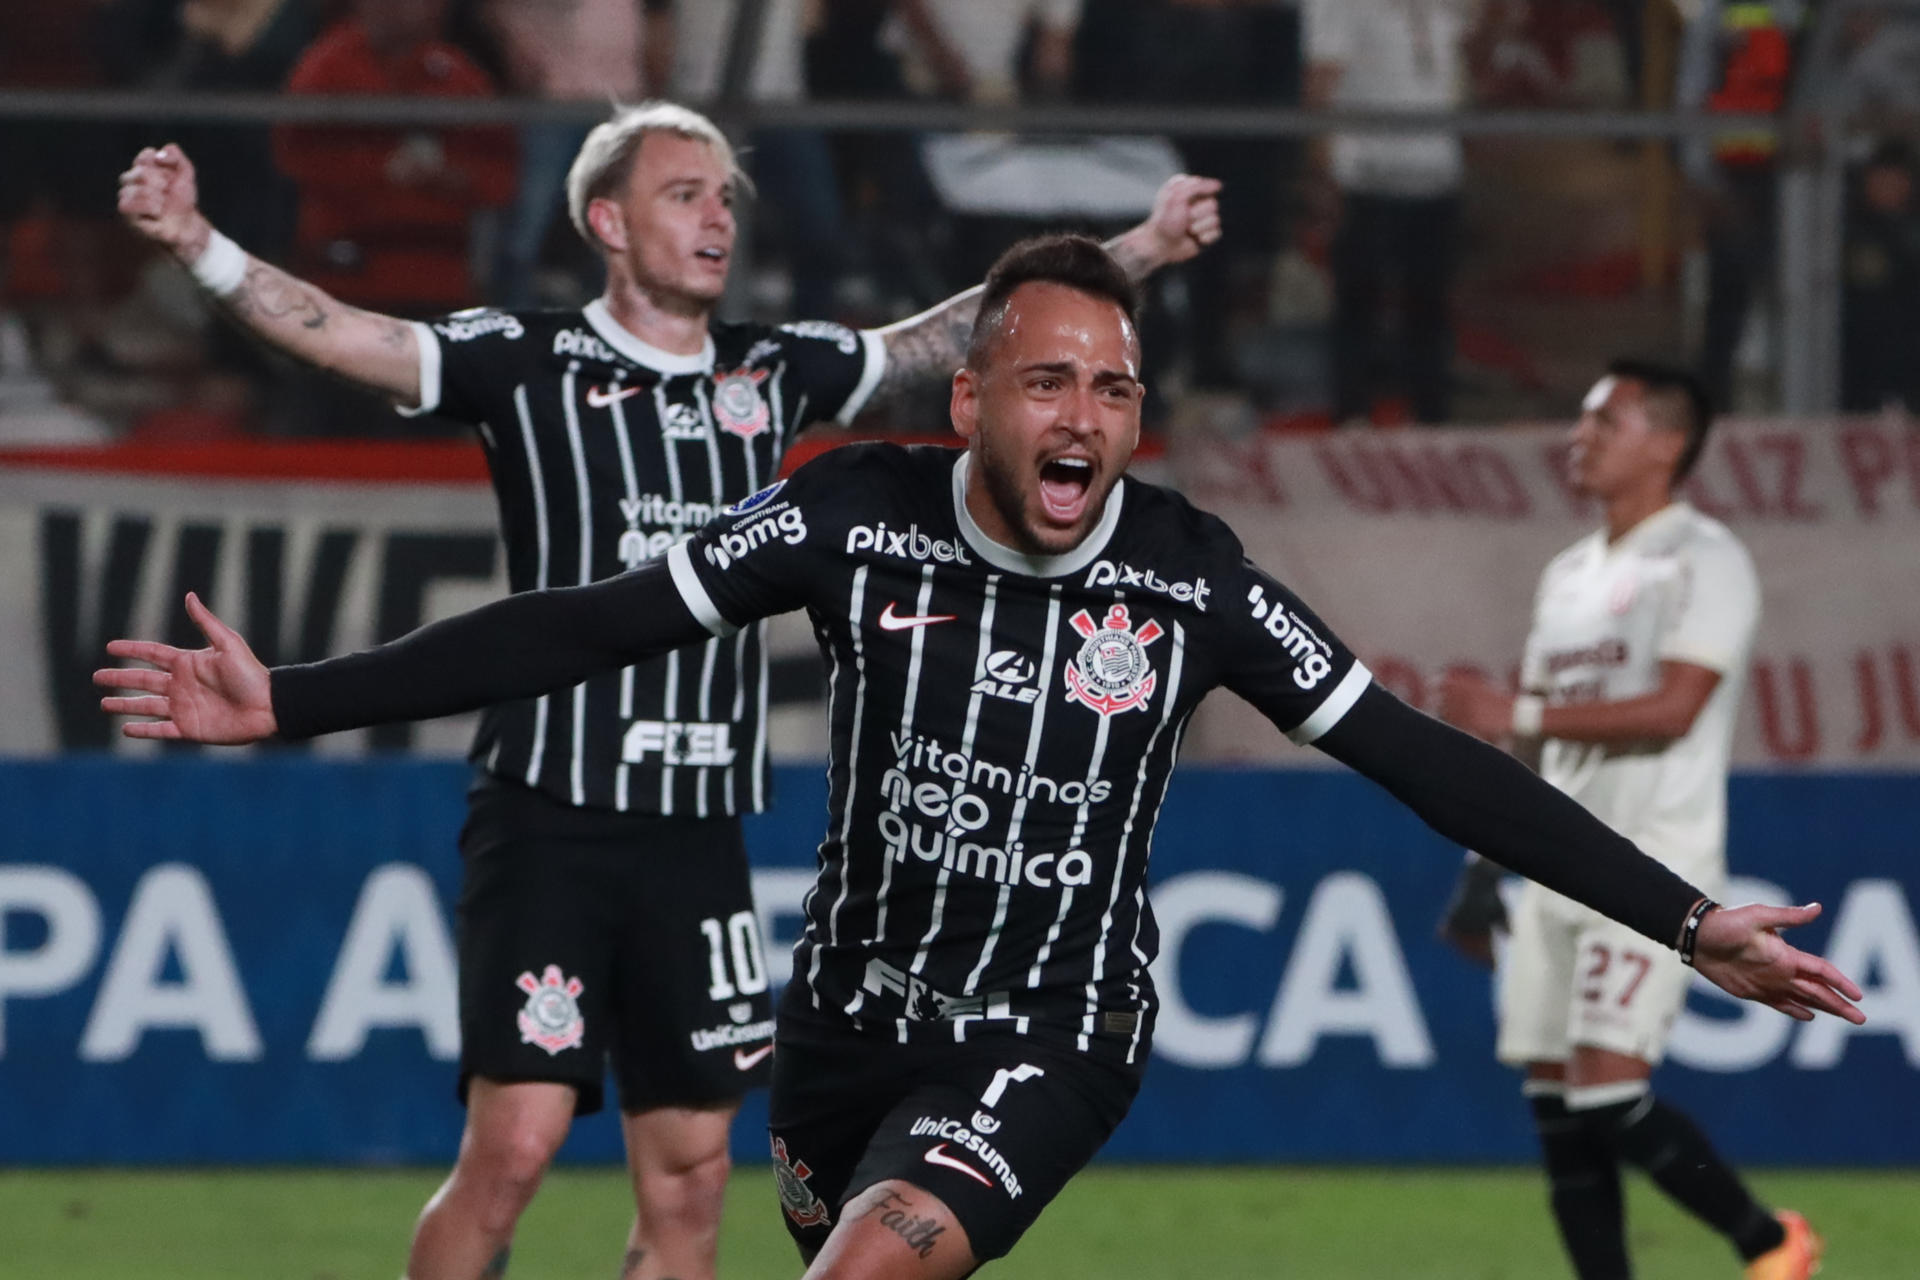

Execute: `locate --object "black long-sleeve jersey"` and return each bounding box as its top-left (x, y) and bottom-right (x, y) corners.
top-left (666, 443), bottom-right (1383, 1063)
top-left (275, 442), bottom-right (1706, 1068)
top-left (406, 302), bottom-right (884, 816)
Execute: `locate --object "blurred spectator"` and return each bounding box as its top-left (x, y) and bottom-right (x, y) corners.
top-left (1306, 0), bottom-right (1484, 425)
top-left (1827, 6), bottom-right (1920, 139)
top-left (1124, 1), bottom-right (1299, 395)
top-left (884, 0), bottom-right (1087, 291)
top-left (806, 1), bottom-right (949, 310)
top-left (664, 0), bottom-right (858, 318)
top-left (1675, 0), bottom-right (1807, 412)
top-left (1841, 140), bottom-right (1920, 415)
top-left (886, 0), bottom-right (1081, 104)
top-left (480, 0), bottom-right (668, 307)
top-left (275, 0), bottom-right (517, 311)
top-left (0, 0), bottom-right (127, 374)
top-left (142, 0), bottom-right (322, 269)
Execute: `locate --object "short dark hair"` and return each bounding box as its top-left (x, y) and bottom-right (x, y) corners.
top-left (965, 234), bottom-right (1141, 370)
top-left (1606, 357), bottom-right (1714, 484)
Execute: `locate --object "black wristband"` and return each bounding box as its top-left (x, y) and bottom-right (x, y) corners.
top-left (1676, 897), bottom-right (1718, 967)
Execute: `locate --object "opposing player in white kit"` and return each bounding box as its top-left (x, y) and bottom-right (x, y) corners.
top-left (1439, 360), bottom-right (1822, 1280)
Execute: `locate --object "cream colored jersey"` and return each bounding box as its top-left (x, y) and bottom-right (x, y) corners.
top-left (1520, 502), bottom-right (1760, 878)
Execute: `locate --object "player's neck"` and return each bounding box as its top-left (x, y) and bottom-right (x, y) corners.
top-left (597, 278), bottom-right (714, 357)
top-left (1602, 485), bottom-right (1675, 544)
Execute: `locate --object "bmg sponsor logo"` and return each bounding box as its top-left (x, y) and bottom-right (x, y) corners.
top-left (434, 309), bottom-right (524, 343)
top-left (846, 522), bottom-right (973, 565)
top-left (1245, 584), bottom-right (1333, 689)
top-left (704, 507), bottom-right (807, 569)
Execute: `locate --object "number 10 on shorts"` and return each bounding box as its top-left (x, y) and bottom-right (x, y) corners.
top-left (700, 911), bottom-right (769, 1000)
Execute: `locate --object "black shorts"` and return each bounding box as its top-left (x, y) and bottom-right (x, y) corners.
top-left (766, 1011), bottom-right (1143, 1263)
top-left (456, 780), bottom-right (774, 1114)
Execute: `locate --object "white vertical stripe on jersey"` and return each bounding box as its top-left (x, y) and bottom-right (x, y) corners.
top-left (691, 382), bottom-right (728, 817)
top-left (762, 362), bottom-right (785, 479)
top-left (561, 363), bottom-right (594, 807)
top-left (813, 565), bottom-right (870, 1010)
top-left (725, 628), bottom-right (747, 814)
top-left (609, 379), bottom-right (645, 811)
top-left (884, 566), bottom-right (943, 1040)
top-left (653, 384), bottom-right (688, 812)
top-left (751, 629), bottom-right (770, 812)
top-left (513, 384), bottom-right (552, 788)
top-left (937, 575), bottom-right (1000, 1041)
top-left (1122, 711), bottom-right (1192, 1065)
top-left (695, 379), bottom-right (729, 809)
top-left (1081, 620), bottom-right (1188, 1050)
top-left (695, 637), bottom-right (720, 818)
top-left (958, 586), bottom-right (1058, 1007)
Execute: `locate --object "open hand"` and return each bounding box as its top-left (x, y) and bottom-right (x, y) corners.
top-left (1144, 174), bottom-right (1223, 265)
top-left (118, 144), bottom-right (212, 259)
top-left (95, 592), bottom-right (277, 744)
top-left (1693, 902), bottom-right (1865, 1024)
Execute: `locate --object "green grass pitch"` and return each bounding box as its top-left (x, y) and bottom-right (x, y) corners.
top-left (2, 1166), bottom-right (1914, 1278)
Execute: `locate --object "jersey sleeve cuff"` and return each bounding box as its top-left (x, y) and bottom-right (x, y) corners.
top-left (393, 320), bottom-right (442, 418)
top-left (668, 541), bottom-right (738, 637)
top-left (835, 329), bottom-right (888, 426)
top-left (1286, 661), bottom-right (1372, 745)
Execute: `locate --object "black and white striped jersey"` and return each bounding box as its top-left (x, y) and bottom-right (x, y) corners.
top-left (405, 302), bottom-right (884, 816)
top-left (665, 443), bottom-right (1373, 1064)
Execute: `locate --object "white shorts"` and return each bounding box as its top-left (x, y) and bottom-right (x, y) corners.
top-left (1494, 876), bottom-right (1707, 1068)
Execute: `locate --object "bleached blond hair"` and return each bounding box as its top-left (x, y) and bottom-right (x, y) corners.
top-left (565, 102), bottom-right (751, 250)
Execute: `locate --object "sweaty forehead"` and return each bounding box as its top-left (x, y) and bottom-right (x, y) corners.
top-left (995, 282), bottom-right (1139, 371)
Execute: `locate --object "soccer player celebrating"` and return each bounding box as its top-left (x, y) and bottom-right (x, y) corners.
top-left (116, 108), bottom-right (1220, 1280)
top-left (1438, 361), bottom-right (1822, 1280)
top-left (99, 241), bottom-right (1861, 1280)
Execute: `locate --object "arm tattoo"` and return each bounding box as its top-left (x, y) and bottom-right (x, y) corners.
top-left (228, 261), bottom-right (330, 332)
top-left (871, 287), bottom-right (981, 407)
top-left (855, 1188), bottom-right (948, 1260)
top-left (377, 315), bottom-right (413, 349)
top-left (618, 1249), bottom-right (645, 1278)
top-left (480, 1246), bottom-right (511, 1278)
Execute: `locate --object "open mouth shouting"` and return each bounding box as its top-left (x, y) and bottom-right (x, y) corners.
top-left (1038, 454), bottom-right (1096, 527)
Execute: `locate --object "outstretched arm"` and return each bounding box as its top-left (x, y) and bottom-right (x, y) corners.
top-left (96, 562), bottom-right (709, 743)
top-left (1317, 684), bottom-right (1864, 1024)
top-left (118, 143), bottom-right (421, 403)
top-left (864, 173), bottom-right (1224, 406)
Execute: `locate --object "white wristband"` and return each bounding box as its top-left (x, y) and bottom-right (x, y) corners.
top-left (189, 229), bottom-right (249, 297)
top-left (1511, 694), bottom-right (1545, 738)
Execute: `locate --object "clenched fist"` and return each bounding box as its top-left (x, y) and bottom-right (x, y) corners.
top-left (119, 144), bottom-right (213, 260)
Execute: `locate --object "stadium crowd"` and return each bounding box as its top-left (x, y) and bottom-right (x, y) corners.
top-left (2, 0), bottom-right (1917, 443)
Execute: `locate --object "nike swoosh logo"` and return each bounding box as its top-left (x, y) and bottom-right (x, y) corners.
top-left (586, 384), bottom-right (645, 409)
top-left (734, 1044), bottom-right (774, 1071)
top-left (878, 602), bottom-right (957, 632)
top-left (922, 1143), bottom-right (994, 1188)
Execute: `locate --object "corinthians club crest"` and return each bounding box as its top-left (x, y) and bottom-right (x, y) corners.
top-left (711, 366), bottom-right (771, 439)
top-left (1064, 604), bottom-right (1164, 717)
top-left (772, 1137), bottom-right (832, 1228)
top-left (515, 965), bottom-right (585, 1055)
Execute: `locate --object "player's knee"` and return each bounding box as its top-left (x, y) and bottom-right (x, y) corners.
top-left (461, 1122), bottom-right (565, 1218)
top-left (636, 1145), bottom-right (731, 1235)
